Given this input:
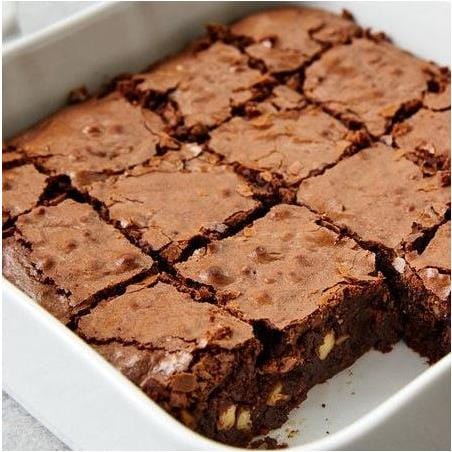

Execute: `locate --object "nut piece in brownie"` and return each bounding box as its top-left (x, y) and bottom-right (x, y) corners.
top-left (392, 109), bottom-right (451, 174)
top-left (132, 42), bottom-right (268, 131)
top-left (177, 205), bottom-right (398, 433)
top-left (304, 39), bottom-right (445, 136)
top-left (209, 89), bottom-right (363, 186)
top-left (396, 222), bottom-right (451, 362)
top-left (77, 280), bottom-right (260, 446)
top-left (297, 144), bottom-right (450, 360)
top-left (2, 199), bottom-right (153, 323)
top-left (230, 7), bottom-right (360, 73)
top-left (2, 164), bottom-right (48, 226)
top-left (85, 150), bottom-right (262, 262)
top-left (8, 93), bottom-right (169, 188)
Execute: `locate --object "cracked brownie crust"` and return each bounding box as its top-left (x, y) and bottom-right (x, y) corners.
top-left (9, 93), bottom-right (168, 188)
top-left (2, 5), bottom-right (451, 447)
top-left (85, 150), bottom-right (262, 262)
top-left (304, 38), bottom-right (446, 136)
top-left (209, 99), bottom-right (363, 185)
top-left (3, 200), bottom-right (154, 323)
top-left (230, 7), bottom-right (360, 73)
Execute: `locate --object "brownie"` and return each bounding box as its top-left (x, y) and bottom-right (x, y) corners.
top-left (133, 42), bottom-right (268, 131)
top-left (297, 145), bottom-right (450, 360)
top-left (304, 38), bottom-right (446, 136)
top-left (2, 5), bottom-right (451, 447)
top-left (230, 7), bottom-right (361, 73)
top-left (85, 150), bottom-right (262, 262)
top-left (3, 199), bottom-right (154, 323)
top-left (177, 205), bottom-right (399, 433)
top-left (2, 164), bottom-right (49, 226)
top-left (394, 222), bottom-right (450, 362)
top-left (392, 108), bottom-right (450, 174)
top-left (77, 278), bottom-right (260, 445)
top-left (209, 90), bottom-right (363, 185)
top-left (9, 93), bottom-right (169, 188)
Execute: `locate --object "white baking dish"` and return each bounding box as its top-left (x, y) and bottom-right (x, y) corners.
top-left (2, 2), bottom-right (451, 450)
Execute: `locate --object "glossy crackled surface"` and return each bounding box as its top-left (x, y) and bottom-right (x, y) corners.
top-left (2, 5), bottom-right (450, 448)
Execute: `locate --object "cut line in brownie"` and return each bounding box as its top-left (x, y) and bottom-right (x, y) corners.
top-left (84, 150), bottom-right (263, 263)
top-left (304, 38), bottom-right (448, 136)
top-left (392, 108), bottom-right (451, 174)
top-left (229, 7), bottom-right (361, 73)
top-left (2, 199), bottom-right (154, 323)
top-left (209, 89), bottom-right (368, 186)
top-left (131, 42), bottom-right (270, 133)
top-left (297, 144), bottom-right (450, 361)
top-left (8, 93), bottom-right (174, 189)
top-left (76, 278), bottom-right (261, 446)
top-left (177, 204), bottom-right (399, 434)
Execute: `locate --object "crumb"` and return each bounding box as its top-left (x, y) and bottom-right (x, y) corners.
top-left (249, 437), bottom-right (288, 449)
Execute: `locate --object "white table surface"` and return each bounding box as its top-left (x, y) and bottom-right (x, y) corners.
top-left (2, 5), bottom-right (97, 449)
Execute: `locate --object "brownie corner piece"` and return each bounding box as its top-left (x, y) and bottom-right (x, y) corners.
top-left (2, 199), bottom-right (154, 323)
top-left (230, 7), bottom-right (360, 73)
top-left (76, 280), bottom-right (261, 446)
top-left (85, 151), bottom-right (263, 263)
top-left (8, 93), bottom-right (167, 189)
top-left (177, 204), bottom-right (399, 435)
top-left (304, 38), bottom-right (440, 136)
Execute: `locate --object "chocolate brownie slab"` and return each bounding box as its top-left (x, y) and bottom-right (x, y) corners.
top-left (395, 222), bottom-right (451, 362)
top-left (297, 144), bottom-right (450, 251)
top-left (77, 279), bottom-right (260, 446)
top-left (3, 199), bottom-right (153, 323)
top-left (85, 151), bottom-right (262, 262)
top-left (297, 145), bottom-right (450, 360)
top-left (133, 42), bottom-right (268, 131)
top-left (2, 164), bottom-right (48, 226)
top-left (209, 96), bottom-right (361, 186)
top-left (177, 205), bottom-right (398, 433)
top-left (9, 93), bottom-right (168, 188)
top-left (304, 39), bottom-right (445, 136)
top-left (392, 109), bottom-right (451, 174)
top-left (230, 7), bottom-right (360, 73)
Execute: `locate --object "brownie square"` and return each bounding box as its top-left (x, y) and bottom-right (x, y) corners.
top-left (209, 96), bottom-right (363, 186)
top-left (396, 222), bottom-right (450, 362)
top-left (177, 205), bottom-right (398, 432)
top-left (133, 42), bottom-right (268, 131)
top-left (304, 38), bottom-right (447, 136)
top-left (297, 144), bottom-right (450, 360)
top-left (3, 199), bottom-right (154, 323)
top-left (392, 108), bottom-right (450, 174)
top-left (2, 164), bottom-right (49, 226)
top-left (85, 150), bottom-right (262, 262)
top-left (77, 279), bottom-right (260, 446)
top-left (9, 93), bottom-right (168, 188)
top-left (297, 144), bottom-right (450, 251)
top-left (230, 7), bottom-right (360, 73)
